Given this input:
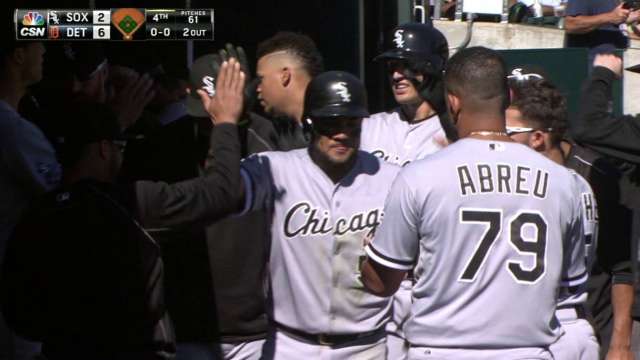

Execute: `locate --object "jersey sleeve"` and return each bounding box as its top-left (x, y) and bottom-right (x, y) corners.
top-left (239, 153), bottom-right (275, 214)
top-left (2, 118), bottom-right (61, 194)
top-left (591, 163), bottom-right (633, 284)
top-left (576, 175), bottom-right (598, 271)
top-left (134, 123), bottom-right (242, 228)
top-left (561, 176), bottom-right (589, 288)
top-left (365, 171), bottom-right (419, 270)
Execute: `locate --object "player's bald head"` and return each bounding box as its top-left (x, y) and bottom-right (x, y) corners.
top-left (257, 51), bottom-right (303, 73)
top-left (444, 47), bottom-right (509, 111)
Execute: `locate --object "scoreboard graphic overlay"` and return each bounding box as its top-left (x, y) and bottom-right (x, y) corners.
top-left (15, 9), bottom-right (214, 41)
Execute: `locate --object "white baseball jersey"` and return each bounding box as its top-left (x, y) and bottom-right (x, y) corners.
top-left (240, 149), bottom-right (400, 334)
top-left (360, 109), bottom-right (446, 166)
top-left (367, 138), bottom-right (587, 349)
top-left (557, 173), bottom-right (598, 308)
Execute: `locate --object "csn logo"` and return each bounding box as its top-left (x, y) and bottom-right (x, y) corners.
top-left (20, 11), bottom-right (46, 37)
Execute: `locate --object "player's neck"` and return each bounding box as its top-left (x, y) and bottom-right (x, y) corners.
top-left (309, 148), bottom-right (357, 184)
top-left (400, 101), bottom-right (436, 123)
top-left (546, 143), bottom-right (570, 166)
top-left (290, 98), bottom-right (304, 125)
top-left (457, 110), bottom-right (510, 141)
top-left (290, 79), bottom-right (311, 124)
top-left (323, 160), bottom-right (357, 184)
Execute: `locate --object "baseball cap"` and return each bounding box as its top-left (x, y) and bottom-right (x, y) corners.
top-left (626, 63), bottom-right (640, 74)
top-left (187, 54), bottom-right (221, 117)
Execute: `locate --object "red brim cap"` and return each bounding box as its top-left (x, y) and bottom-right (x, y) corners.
top-left (626, 64), bottom-right (640, 74)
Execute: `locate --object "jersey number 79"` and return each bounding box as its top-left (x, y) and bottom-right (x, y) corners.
top-left (458, 209), bottom-right (547, 284)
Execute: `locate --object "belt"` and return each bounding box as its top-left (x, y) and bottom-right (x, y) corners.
top-left (274, 322), bottom-right (385, 347)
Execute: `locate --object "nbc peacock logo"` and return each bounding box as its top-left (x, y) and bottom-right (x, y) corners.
top-left (22, 11), bottom-right (45, 26)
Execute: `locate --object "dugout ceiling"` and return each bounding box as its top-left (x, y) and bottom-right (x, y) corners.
top-left (7, 0), bottom-right (405, 113)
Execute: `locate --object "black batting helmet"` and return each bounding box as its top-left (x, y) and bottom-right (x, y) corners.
top-left (375, 22), bottom-right (449, 75)
top-left (303, 71), bottom-right (369, 119)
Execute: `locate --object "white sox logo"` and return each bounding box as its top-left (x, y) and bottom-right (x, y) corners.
top-left (201, 76), bottom-right (216, 97)
top-left (283, 202), bottom-right (383, 238)
top-left (332, 82), bottom-right (351, 103)
top-left (393, 29), bottom-right (405, 48)
top-left (507, 68), bottom-right (544, 82)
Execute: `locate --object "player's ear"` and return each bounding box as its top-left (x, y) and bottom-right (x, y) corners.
top-left (281, 67), bottom-right (291, 87)
top-left (530, 130), bottom-right (546, 151)
top-left (446, 93), bottom-right (460, 119)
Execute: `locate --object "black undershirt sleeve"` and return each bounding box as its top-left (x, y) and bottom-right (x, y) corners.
top-left (570, 67), bottom-right (640, 163)
top-left (134, 123), bottom-right (243, 229)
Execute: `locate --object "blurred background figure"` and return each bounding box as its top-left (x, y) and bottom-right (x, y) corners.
top-left (564, 0), bottom-right (640, 65)
top-left (33, 42), bottom-right (155, 141)
top-left (0, 15), bottom-right (60, 360)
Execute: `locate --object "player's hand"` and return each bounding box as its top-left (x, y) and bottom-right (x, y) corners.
top-left (197, 58), bottom-right (246, 125)
top-left (218, 43), bottom-right (251, 81)
top-left (605, 346), bottom-right (634, 360)
top-left (108, 69), bottom-right (155, 130)
top-left (594, 54), bottom-right (623, 78)
top-left (217, 43), bottom-right (258, 114)
top-left (609, 3), bottom-right (630, 25)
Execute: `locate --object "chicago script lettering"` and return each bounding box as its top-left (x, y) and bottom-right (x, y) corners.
top-left (284, 202), bottom-right (384, 238)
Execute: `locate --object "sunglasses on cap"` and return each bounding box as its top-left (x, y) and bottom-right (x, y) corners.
top-left (506, 126), bottom-right (553, 136)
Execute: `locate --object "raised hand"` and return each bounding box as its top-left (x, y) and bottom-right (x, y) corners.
top-left (217, 43), bottom-right (257, 114)
top-left (197, 58), bottom-right (246, 125)
top-left (218, 43), bottom-right (251, 80)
